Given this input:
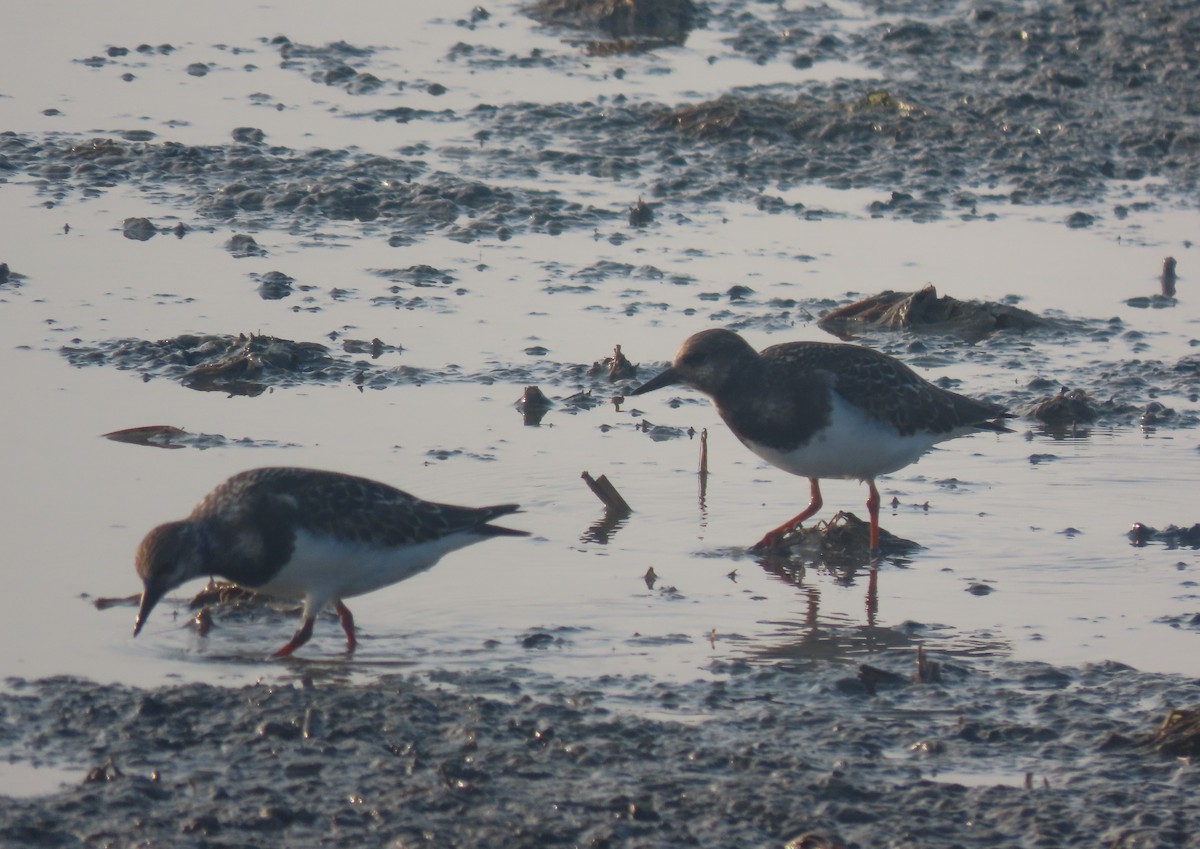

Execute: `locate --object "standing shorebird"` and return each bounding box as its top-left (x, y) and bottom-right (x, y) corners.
top-left (133, 467), bottom-right (529, 656)
top-left (630, 328), bottom-right (1010, 551)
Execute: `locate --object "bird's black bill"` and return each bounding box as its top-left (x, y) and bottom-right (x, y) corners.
top-left (479, 524), bottom-right (532, 538)
top-left (133, 586), bottom-right (164, 637)
top-left (629, 367), bottom-right (680, 396)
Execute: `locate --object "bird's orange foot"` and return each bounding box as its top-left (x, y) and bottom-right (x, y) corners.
top-left (751, 526), bottom-right (797, 553)
top-left (273, 616), bottom-right (315, 657)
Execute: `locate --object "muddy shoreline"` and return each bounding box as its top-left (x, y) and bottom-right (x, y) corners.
top-left (3, 655), bottom-right (1200, 848)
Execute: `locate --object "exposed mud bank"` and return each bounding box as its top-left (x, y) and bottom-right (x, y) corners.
top-left (3, 655), bottom-right (1200, 848)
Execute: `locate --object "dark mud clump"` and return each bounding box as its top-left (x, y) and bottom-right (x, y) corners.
top-left (772, 510), bottom-right (919, 562)
top-left (528, 0), bottom-right (699, 41)
top-left (528, 0), bottom-right (702, 54)
top-left (1143, 706), bottom-right (1200, 757)
top-left (817, 285), bottom-right (1054, 343)
top-left (60, 331), bottom-right (660, 401)
top-left (1027, 387), bottom-right (1102, 426)
top-left (62, 333), bottom-right (334, 397)
top-left (253, 270), bottom-right (296, 300)
top-left (516, 385), bottom-right (555, 425)
top-left (0, 263), bottom-right (27, 289)
top-left (4, 657), bottom-right (1200, 847)
top-left (1128, 521), bottom-right (1200, 549)
top-left (101, 425), bottom-right (299, 451)
top-left (120, 217), bottom-right (157, 241)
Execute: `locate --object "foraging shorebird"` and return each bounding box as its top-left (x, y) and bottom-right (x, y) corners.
top-left (133, 467), bottom-right (529, 656)
top-left (631, 328), bottom-right (1010, 551)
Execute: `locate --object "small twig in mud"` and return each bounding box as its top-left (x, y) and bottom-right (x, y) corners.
top-left (698, 427), bottom-right (709, 478)
top-left (581, 471), bottom-right (632, 513)
top-left (590, 344), bottom-right (638, 381)
top-left (1161, 256), bottom-right (1177, 297)
top-left (92, 594), bottom-right (141, 611)
top-left (914, 644), bottom-right (942, 683)
top-left (607, 344), bottom-right (637, 381)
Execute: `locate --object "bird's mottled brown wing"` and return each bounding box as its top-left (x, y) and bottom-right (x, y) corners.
top-left (760, 342), bottom-right (1006, 437)
top-left (195, 467), bottom-right (521, 547)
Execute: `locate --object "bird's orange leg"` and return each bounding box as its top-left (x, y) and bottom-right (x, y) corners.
top-left (866, 479), bottom-right (881, 552)
top-left (753, 479), bottom-right (823, 551)
top-left (273, 616), bottom-right (315, 657)
top-left (335, 600), bottom-right (357, 652)
top-left (864, 477), bottom-right (883, 551)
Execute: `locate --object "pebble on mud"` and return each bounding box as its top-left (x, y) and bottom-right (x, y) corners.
top-left (1029, 387), bottom-right (1098, 425)
top-left (516, 385), bottom-right (553, 426)
top-left (121, 217), bottom-right (157, 241)
top-left (232, 126), bottom-right (266, 145)
top-left (1140, 401), bottom-right (1175, 427)
top-left (226, 233), bottom-right (267, 257)
top-left (628, 196), bottom-right (654, 226)
top-left (254, 270), bottom-right (295, 300)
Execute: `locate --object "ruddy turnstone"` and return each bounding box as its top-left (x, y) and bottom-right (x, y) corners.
top-left (133, 467), bottom-right (529, 656)
top-left (630, 328), bottom-right (1010, 551)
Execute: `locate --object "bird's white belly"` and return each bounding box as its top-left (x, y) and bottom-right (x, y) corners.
top-left (744, 395), bottom-right (948, 481)
top-left (254, 529), bottom-right (485, 612)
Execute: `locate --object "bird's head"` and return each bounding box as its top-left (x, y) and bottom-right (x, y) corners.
top-left (133, 521), bottom-right (207, 637)
top-left (629, 328), bottom-right (756, 399)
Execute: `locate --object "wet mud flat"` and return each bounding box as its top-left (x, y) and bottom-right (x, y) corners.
top-left (3, 656), bottom-right (1200, 848)
top-left (5, 0), bottom-right (1200, 845)
top-left (6, 0), bottom-right (1199, 431)
top-left (6, 0), bottom-right (1200, 236)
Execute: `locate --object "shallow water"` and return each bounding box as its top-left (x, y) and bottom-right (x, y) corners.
top-left (1, 0), bottom-right (1199, 700)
